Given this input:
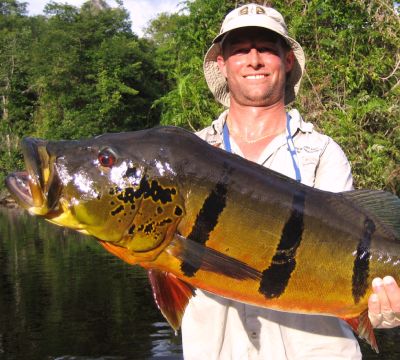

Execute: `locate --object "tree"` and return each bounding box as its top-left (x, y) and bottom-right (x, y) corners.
top-left (29, 0), bottom-right (162, 139)
top-left (0, 0), bottom-right (34, 193)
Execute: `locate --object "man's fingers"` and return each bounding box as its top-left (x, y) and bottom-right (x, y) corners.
top-left (368, 293), bottom-right (382, 328)
top-left (373, 277), bottom-right (391, 313)
top-left (382, 276), bottom-right (400, 312)
top-left (369, 277), bottom-right (400, 328)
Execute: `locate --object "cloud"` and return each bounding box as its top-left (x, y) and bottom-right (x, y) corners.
top-left (26, 0), bottom-right (181, 36)
top-left (125, 0), bottom-right (181, 36)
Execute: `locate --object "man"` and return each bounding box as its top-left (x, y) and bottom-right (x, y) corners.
top-left (181, 4), bottom-right (400, 359)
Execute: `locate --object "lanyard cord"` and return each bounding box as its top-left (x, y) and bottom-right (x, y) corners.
top-left (222, 113), bottom-right (302, 182)
top-left (286, 113), bottom-right (302, 182)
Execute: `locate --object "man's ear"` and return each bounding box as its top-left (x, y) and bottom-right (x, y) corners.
top-left (217, 55), bottom-right (228, 78)
top-left (285, 50), bottom-right (295, 73)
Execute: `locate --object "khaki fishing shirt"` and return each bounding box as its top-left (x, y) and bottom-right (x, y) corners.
top-left (181, 108), bottom-right (361, 360)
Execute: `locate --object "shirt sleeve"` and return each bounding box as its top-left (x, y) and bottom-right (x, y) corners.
top-left (314, 138), bottom-right (354, 192)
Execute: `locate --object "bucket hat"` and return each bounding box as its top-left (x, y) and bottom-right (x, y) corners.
top-left (204, 4), bottom-right (305, 106)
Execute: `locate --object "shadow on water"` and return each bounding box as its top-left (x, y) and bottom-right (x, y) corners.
top-left (1, 208), bottom-right (399, 359)
top-left (0, 208), bottom-right (182, 360)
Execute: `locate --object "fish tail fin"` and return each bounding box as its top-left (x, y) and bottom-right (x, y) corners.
top-left (148, 269), bottom-right (196, 331)
top-left (344, 310), bottom-right (379, 353)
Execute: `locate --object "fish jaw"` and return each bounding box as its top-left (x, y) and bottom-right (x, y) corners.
top-left (6, 137), bottom-right (60, 216)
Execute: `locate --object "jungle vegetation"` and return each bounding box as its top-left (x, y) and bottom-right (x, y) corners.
top-left (0, 0), bottom-right (399, 195)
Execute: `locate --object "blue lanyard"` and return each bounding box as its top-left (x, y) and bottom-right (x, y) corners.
top-left (222, 113), bottom-right (302, 182)
top-left (286, 113), bottom-right (302, 182)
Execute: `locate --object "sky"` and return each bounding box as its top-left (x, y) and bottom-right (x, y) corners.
top-left (26, 0), bottom-right (182, 37)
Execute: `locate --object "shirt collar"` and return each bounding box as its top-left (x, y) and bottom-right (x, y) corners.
top-left (208, 108), bottom-right (313, 144)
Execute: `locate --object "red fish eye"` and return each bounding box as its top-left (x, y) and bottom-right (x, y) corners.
top-left (98, 150), bottom-right (116, 168)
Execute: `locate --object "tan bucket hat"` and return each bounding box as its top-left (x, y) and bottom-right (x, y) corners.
top-left (204, 4), bottom-right (305, 106)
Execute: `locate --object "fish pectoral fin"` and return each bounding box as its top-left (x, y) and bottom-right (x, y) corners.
top-left (344, 309), bottom-right (378, 353)
top-left (148, 269), bottom-right (196, 331)
top-left (168, 233), bottom-right (262, 280)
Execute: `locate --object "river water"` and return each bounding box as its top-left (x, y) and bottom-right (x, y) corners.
top-left (0, 208), bottom-right (399, 359)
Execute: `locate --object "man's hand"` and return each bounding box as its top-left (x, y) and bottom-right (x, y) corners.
top-left (368, 276), bottom-right (400, 328)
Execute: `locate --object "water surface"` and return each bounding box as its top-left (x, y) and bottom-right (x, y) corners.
top-left (0, 208), bottom-right (182, 359)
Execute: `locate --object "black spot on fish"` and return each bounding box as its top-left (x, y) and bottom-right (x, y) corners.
top-left (181, 182), bottom-right (228, 277)
top-left (144, 223), bottom-right (154, 235)
top-left (133, 177), bottom-right (177, 204)
top-left (109, 186), bottom-right (121, 196)
top-left (128, 225), bottom-right (135, 235)
top-left (124, 166), bottom-right (137, 178)
top-left (352, 218), bottom-right (375, 304)
top-left (174, 206), bottom-right (183, 216)
top-left (158, 218), bottom-right (172, 226)
top-left (259, 190), bottom-right (306, 298)
top-left (157, 207), bottom-right (163, 214)
top-left (117, 187), bottom-right (136, 204)
top-left (111, 205), bottom-right (124, 216)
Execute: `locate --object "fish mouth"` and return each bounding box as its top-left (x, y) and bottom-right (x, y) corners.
top-left (6, 138), bottom-right (62, 216)
top-left (6, 171), bottom-right (35, 208)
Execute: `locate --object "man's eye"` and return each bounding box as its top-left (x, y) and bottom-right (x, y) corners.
top-left (258, 47), bottom-right (279, 54)
top-left (233, 48), bottom-right (249, 54)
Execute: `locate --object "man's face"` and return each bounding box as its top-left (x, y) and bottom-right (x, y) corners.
top-left (217, 28), bottom-right (294, 107)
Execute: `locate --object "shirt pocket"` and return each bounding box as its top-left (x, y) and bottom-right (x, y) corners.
top-left (295, 145), bottom-right (323, 187)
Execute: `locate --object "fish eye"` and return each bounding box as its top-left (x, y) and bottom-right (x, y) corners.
top-left (98, 148), bottom-right (116, 168)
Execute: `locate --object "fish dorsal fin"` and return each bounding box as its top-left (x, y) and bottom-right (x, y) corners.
top-left (147, 269), bottom-right (196, 331)
top-left (341, 190), bottom-right (400, 239)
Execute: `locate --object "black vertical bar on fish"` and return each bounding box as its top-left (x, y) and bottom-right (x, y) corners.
top-left (180, 182), bottom-right (228, 277)
top-left (352, 218), bottom-right (375, 304)
top-left (259, 190), bottom-right (306, 298)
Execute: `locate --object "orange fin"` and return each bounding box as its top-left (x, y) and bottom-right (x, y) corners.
top-left (98, 240), bottom-right (137, 265)
top-left (345, 309), bottom-right (379, 353)
top-left (148, 269), bottom-right (196, 331)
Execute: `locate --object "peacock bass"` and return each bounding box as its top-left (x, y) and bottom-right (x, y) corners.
top-left (6, 126), bottom-right (400, 352)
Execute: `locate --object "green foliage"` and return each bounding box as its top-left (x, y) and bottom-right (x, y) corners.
top-left (284, 0), bottom-right (400, 193)
top-left (145, 0), bottom-right (234, 130)
top-left (30, 1), bottom-right (162, 138)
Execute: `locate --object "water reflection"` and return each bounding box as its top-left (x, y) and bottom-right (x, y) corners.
top-left (1, 208), bottom-right (399, 359)
top-left (0, 208), bottom-right (182, 359)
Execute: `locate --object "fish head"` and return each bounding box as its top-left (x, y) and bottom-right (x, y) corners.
top-left (6, 131), bottom-right (185, 258)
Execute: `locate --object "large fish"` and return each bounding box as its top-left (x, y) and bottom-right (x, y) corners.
top-left (5, 126), bottom-right (400, 352)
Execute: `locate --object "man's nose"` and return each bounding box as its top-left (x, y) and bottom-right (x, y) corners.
top-left (247, 48), bottom-right (263, 68)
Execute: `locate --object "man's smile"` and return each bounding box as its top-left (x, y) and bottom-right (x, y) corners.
top-left (243, 74), bottom-right (270, 79)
